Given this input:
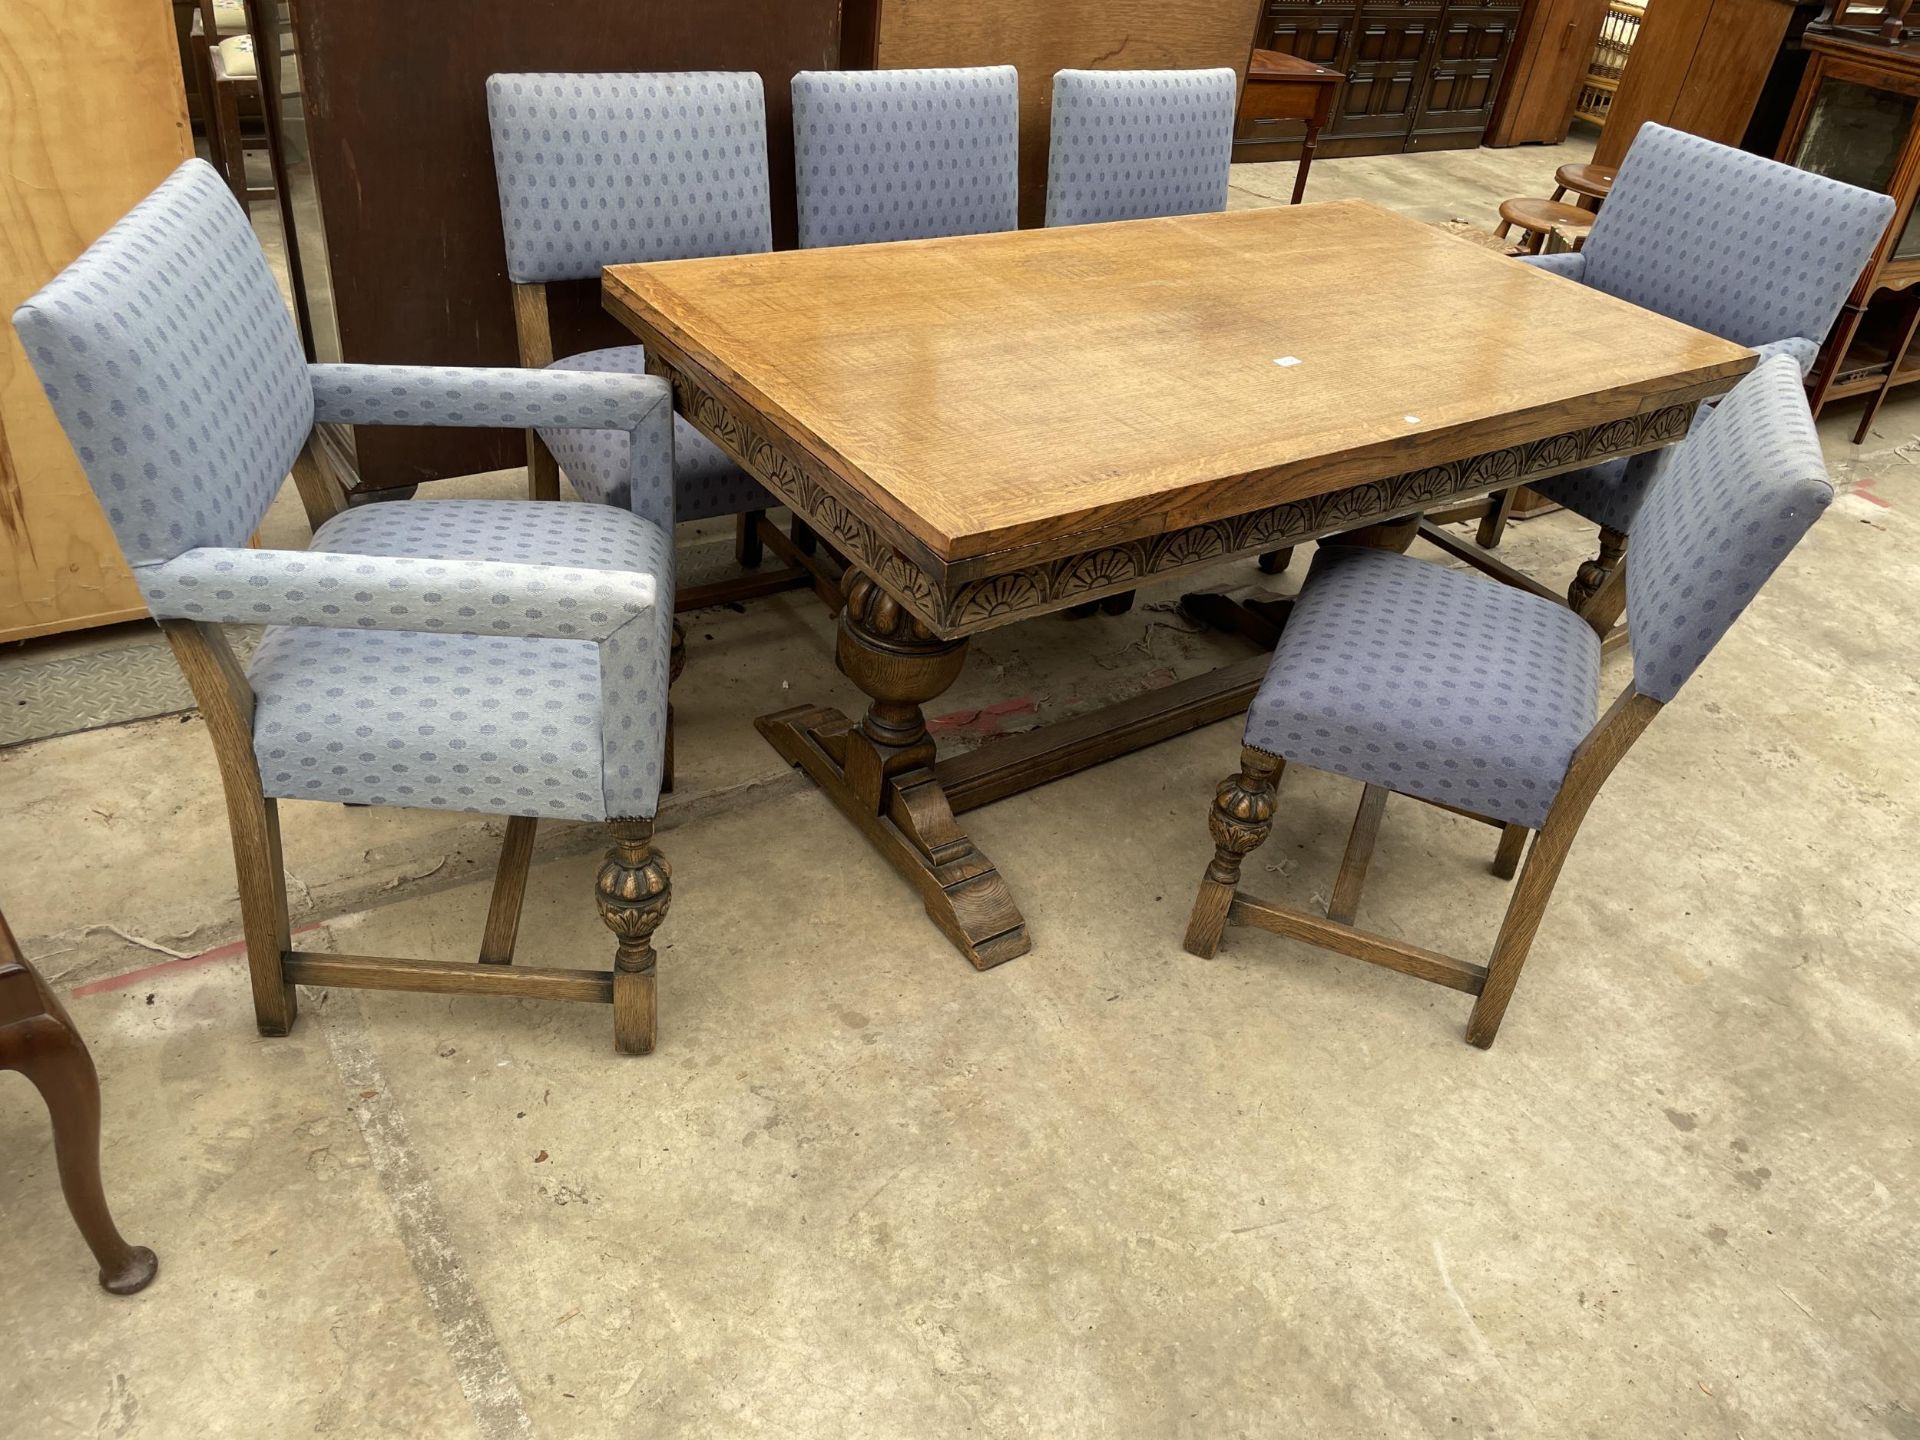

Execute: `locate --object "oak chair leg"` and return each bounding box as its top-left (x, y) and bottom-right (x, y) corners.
top-left (595, 819), bottom-right (671, 1055)
top-left (526, 431), bottom-right (562, 502)
top-left (1327, 784), bottom-right (1388, 926)
top-left (1466, 819), bottom-right (1578, 1049)
top-left (1257, 547), bottom-right (1293, 574)
top-left (1568, 526), bottom-right (1627, 613)
top-left (663, 620), bottom-right (686, 795)
top-left (478, 816), bottom-right (538, 965)
top-left (1184, 748), bottom-right (1283, 959)
top-left (1476, 486), bottom-right (1518, 548)
top-left (1492, 824), bottom-right (1529, 881)
top-left (736, 510), bottom-right (766, 569)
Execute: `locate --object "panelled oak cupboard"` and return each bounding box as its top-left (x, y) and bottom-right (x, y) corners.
top-left (1258, 0), bottom-right (1524, 157)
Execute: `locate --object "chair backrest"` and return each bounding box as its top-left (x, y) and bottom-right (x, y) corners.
top-left (1627, 355), bottom-right (1833, 704)
top-left (486, 72), bottom-right (773, 284)
top-left (1044, 68), bottom-right (1238, 227)
top-left (1582, 123), bottom-right (1895, 350)
top-left (11, 159), bottom-right (312, 569)
top-left (792, 66), bottom-right (1019, 248)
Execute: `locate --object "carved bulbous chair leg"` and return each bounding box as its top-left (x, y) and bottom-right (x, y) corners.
top-left (595, 820), bottom-right (671, 1056)
top-left (1568, 526), bottom-right (1627, 613)
top-left (1183, 748), bottom-right (1283, 959)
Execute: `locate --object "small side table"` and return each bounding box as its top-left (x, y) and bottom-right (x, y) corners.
top-left (1234, 49), bottom-right (1344, 204)
top-left (1, 908), bottom-right (156, 1295)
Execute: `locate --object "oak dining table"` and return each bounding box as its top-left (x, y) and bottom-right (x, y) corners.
top-left (603, 202), bottom-right (1753, 972)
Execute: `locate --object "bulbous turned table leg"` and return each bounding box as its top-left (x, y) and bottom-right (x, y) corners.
top-left (756, 568), bottom-right (1029, 969)
top-left (596, 819), bottom-right (670, 1055)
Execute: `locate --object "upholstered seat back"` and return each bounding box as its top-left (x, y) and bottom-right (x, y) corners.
top-left (792, 66), bottom-right (1020, 248)
top-left (1044, 68), bottom-right (1238, 227)
top-left (12, 160), bottom-right (313, 567)
top-left (1627, 356), bottom-right (1833, 704)
top-left (487, 72), bottom-right (774, 284)
top-left (1582, 124), bottom-right (1894, 352)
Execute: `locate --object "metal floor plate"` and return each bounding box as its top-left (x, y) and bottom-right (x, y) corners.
top-left (0, 627), bottom-right (263, 748)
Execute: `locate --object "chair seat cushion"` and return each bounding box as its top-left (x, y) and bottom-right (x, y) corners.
top-left (1244, 547), bottom-right (1601, 830)
top-left (212, 0), bottom-right (249, 34)
top-left (540, 345), bottom-right (771, 523)
top-left (249, 499), bottom-right (673, 820)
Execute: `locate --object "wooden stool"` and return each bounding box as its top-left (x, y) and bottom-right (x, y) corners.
top-left (1551, 162), bottom-right (1618, 211)
top-left (1496, 197), bottom-right (1593, 255)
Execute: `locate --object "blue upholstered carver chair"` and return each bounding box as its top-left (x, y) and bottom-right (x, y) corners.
top-left (792, 66), bottom-right (1020, 249)
top-left (1186, 356), bottom-right (1832, 1049)
top-left (1468, 124), bottom-right (1891, 612)
top-left (14, 160), bottom-right (679, 1055)
top-left (1043, 67), bottom-right (1238, 617)
top-left (1043, 68), bottom-right (1239, 228)
top-left (486, 71), bottom-right (817, 599)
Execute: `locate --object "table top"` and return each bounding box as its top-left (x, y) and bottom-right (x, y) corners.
top-left (1248, 48), bottom-right (1343, 83)
top-left (605, 202), bottom-right (1752, 568)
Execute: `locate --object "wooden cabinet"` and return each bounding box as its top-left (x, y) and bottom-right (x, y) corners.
top-left (1256, 0), bottom-right (1523, 157)
top-left (1251, 0), bottom-right (1520, 156)
top-left (1, 0), bottom-right (194, 641)
top-left (1486, 0), bottom-right (1611, 145)
top-left (1781, 31), bottom-right (1920, 435)
top-left (1590, 0), bottom-right (1804, 167)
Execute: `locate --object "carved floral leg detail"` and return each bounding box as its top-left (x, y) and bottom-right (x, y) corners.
top-left (1184, 747), bottom-right (1283, 958)
top-left (596, 819), bottom-right (671, 1056)
top-left (1568, 526), bottom-right (1627, 613)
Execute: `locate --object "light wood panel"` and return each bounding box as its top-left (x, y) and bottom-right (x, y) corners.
top-left (1591, 0), bottom-right (1796, 167)
top-left (858, 0), bottom-right (1265, 227)
top-left (607, 202), bottom-right (1753, 568)
top-left (0, 0), bottom-right (193, 641)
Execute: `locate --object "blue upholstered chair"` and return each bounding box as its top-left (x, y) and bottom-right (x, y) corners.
top-left (486, 71), bottom-right (826, 605)
top-left (1044, 68), bottom-right (1238, 228)
top-left (1464, 124), bottom-right (1891, 615)
top-left (792, 66), bottom-right (1020, 248)
top-left (1186, 356), bottom-right (1832, 1048)
top-left (14, 160), bottom-right (679, 1055)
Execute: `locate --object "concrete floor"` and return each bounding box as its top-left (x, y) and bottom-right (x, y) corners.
top-left (5, 139), bottom-right (1920, 1438)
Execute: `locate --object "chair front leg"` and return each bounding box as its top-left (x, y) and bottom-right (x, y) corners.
top-left (737, 510), bottom-right (766, 569)
top-left (1477, 486), bottom-right (1519, 548)
top-left (1568, 526), bottom-right (1627, 613)
top-left (526, 430), bottom-right (562, 502)
top-left (1184, 748), bottom-right (1283, 959)
top-left (596, 820), bottom-right (671, 1055)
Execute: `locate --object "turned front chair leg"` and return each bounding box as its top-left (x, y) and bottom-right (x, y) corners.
top-left (1568, 527), bottom-right (1627, 613)
top-left (596, 819), bottom-right (671, 1055)
top-left (1184, 748), bottom-right (1283, 958)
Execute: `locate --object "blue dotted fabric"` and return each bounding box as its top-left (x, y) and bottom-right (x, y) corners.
top-left (1044, 68), bottom-right (1237, 227)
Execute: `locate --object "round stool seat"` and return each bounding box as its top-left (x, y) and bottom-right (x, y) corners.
top-left (1554, 162), bottom-right (1617, 204)
top-left (1496, 196), bottom-right (1593, 255)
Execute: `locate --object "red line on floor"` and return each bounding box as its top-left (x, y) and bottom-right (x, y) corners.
top-left (72, 921), bottom-right (328, 997)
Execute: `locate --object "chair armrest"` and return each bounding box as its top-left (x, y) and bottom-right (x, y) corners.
top-left (308, 363), bottom-right (669, 433)
top-left (1752, 337), bottom-right (1819, 379)
top-left (1517, 251), bottom-right (1587, 283)
top-left (138, 546), bottom-right (657, 641)
top-left (307, 363), bottom-right (677, 531)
